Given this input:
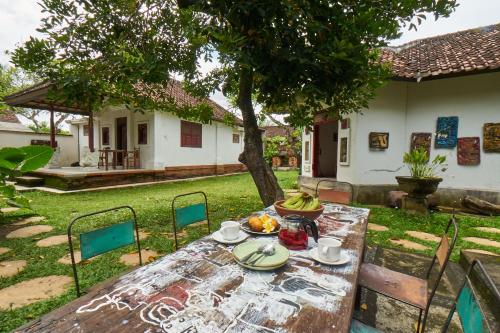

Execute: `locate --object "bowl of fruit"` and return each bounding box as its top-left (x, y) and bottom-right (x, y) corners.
top-left (241, 213), bottom-right (280, 235)
top-left (274, 192), bottom-right (324, 220)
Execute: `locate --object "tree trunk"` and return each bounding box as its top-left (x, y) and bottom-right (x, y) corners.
top-left (237, 68), bottom-right (284, 206)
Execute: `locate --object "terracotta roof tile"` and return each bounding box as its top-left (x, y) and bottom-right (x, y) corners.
top-left (0, 109), bottom-right (20, 123)
top-left (381, 23), bottom-right (500, 80)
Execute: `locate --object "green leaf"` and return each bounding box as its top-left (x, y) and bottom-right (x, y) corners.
top-left (8, 196), bottom-right (31, 209)
top-left (18, 145), bottom-right (54, 172)
top-left (0, 147), bottom-right (26, 165)
top-left (0, 184), bottom-right (16, 198)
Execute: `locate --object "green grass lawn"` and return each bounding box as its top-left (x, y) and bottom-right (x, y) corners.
top-left (0, 170), bottom-right (498, 332)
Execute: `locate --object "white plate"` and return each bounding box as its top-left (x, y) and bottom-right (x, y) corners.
top-left (212, 230), bottom-right (249, 244)
top-left (309, 248), bottom-right (350, 265)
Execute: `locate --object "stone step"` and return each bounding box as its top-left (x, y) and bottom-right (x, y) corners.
top-left (15, 176), bottom-right (44, 187)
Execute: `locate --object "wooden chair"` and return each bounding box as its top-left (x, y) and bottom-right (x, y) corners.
top-left (171, 191), bottom-right (211, 250)
top-left (125, 148), bottom-right (140, 169)
top-left (67, 206), bottom-right (142, 296)
top-left (353, 216), bottom-right (459, 333)
top-left (442, 259), bottom-right (499, 333)
top-left (314, 179), bottom-right (353, 204)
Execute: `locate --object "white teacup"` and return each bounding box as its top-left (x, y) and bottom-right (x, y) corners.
top-left (219, 221), bottom-right (240, 240)
top-left (318, 237), bottom-right (342, 262)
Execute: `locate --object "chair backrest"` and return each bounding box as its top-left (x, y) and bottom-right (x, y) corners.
top-left (420, 216), bottom-right (459, 332)
top-left (442, 260), bottom-right (500, 333)
top-left (67, 206), bottom-right (142, 296)
top-left (315, 180), bottom-right (353, 204)
top-left (171, 191), bottom-right (210, 250)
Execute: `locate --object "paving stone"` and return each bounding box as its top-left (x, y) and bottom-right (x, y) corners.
top-left (463, 237), bottom-right (500, 248)
top-left (13, 216), bottom-right (46, 226)
top-left (368, 223), bottom-right (389, 232)
top-left (57, 251), bottom-right (98, 265)
top-left (120, 250), bottom-right (159, 266)
top-left (0, 248), bottom-right (11, 255)
top-left (462, 249), bottom-right (499, 257)
top-left (0, 275), bottom-right (73, 310)
top-left (36, 235), bottom-right (72, 247)
top-left (0, 207), bottom-right (20, 213)
top-left (0, 260), bottom-right (27, 278)
top-left (474, 227), bottom-right (500, 234)
top-left (6, 225), bottom-right (53, 239)
top-left (390, 239), bottom-right (431, 251)
top-left (405, 231), bottom-right (441, 243)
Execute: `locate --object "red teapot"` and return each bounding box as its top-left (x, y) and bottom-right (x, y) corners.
top-left (278, 215), bottom-right (319, 250)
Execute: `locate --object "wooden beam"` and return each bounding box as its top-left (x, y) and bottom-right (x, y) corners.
top-left (88, 108), bottom-right (94, 152)
top-left (49, 106), bottom-right (56, 148)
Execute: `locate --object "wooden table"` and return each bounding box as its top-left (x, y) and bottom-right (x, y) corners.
top-left (16, 204), bottom-right (369, 333)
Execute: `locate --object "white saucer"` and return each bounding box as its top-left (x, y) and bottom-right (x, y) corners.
top-left (212, 230), bottom-right (249, 244)
top-left (309, 248), bottom-right (350, 265)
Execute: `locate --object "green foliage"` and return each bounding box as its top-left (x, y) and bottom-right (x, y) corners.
top-left (11, 0), bottom-right (457, 127)
top-left (264, 136), bottom-right (288, 164)
top-left (403, 148), bottom-right (447, 178)
top-left (0, 146), bottom-right (53, 211)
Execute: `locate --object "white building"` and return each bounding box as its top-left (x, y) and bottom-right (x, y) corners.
top-left (4, 81), bottom-right (245, 190)
top-left (300, 24), bottom-right (500, 206)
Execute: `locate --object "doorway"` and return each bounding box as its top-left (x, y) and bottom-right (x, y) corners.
top-left (313, 121), bottom-right (338, 178)
top-left (115, 117), bottom-right (128, 166)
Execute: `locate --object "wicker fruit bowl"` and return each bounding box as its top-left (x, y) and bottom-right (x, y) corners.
top-left (273, 200), bottom-right (324, 220)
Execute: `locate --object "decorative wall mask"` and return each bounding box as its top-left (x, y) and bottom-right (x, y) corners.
top-left (457, 137), bottom-right (480, 165)
top-left (483, 123), bottom-right (500, 152)
top-left (435, 116), bottom-right (458, 148)
top-left (410, 132), bottom-right (432, 157)
top-left (369, 132), bottom-right (389, 150)
top-left (340, 118), bottom-right (350, 130)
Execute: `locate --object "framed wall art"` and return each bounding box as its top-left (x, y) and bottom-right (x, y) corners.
top-left (369, 132), bottom-right (389, 150)
top-left (410, 132), bottom-right (432, 157)
top-left (483, 123), bottom-right (500, 152)
top-left (435, 116), bottom-right (458, 148)
top-left (457, 137), bottom-right (480, 166)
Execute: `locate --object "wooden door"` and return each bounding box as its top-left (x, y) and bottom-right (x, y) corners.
top-left (115, 117), bottom-right (128, 166)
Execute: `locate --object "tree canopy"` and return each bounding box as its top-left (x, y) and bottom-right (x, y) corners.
top-left (11, 0), bottom-right (457, 205)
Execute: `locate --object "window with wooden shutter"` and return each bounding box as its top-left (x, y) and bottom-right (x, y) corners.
top-left (101, 127), bottom-right (110, 145)
top-left (180, 120), bottom-right (202, 148)
top-left (138, 123), bottom-right (148, 145)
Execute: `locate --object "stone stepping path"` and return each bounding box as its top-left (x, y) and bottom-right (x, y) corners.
top-left (0, 275), bottom-right (73, 310)
top-left (405, 231), bottom-right (441, 243)
top-left (462, 237), bottom-right (500, 248)
top-left (58, 251), bottom-right (98, 265)
top-left (463, 249), bottom-right (499, 256)
top-left (36, 235), bottom-right (73, 247)
top-left (137, 229), bottom-right (150, 241)
top-left (120, 249), bottom-right (159, 266)
top-left (13, 216), bottom-right (46, 226)
top-left (390, 239), bottom-right (431, 251)
top-left (0, 207), bottom-right (20, 213)
top-left (474, 227), bottom-right (500, 234)
top-left (368, 223), bottom-right (389, 232)
top-left (6, 225), bottom-right (53, 239)
top-left (0, 260), bottom-right (27, 278)
top-left (0, 247), bottom-right (11, 255)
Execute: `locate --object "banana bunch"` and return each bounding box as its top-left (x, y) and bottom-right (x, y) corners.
top-left (281, 192), bottom-right (320, 211)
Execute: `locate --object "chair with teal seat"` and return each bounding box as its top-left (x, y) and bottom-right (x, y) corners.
top-left (172, 191), bottom-right (210, 250)
top-left (442, 259), bottom-right (499, 333)
top-left (67, 206), bottom-right (142, 297)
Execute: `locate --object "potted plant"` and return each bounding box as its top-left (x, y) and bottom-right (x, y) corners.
top-left (396, 148), bottom-right (447, 199)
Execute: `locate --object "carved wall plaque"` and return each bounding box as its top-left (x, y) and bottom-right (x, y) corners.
top-left (369, 132), bottom-right (389, 150)
top-left (435, 116), bottom-right (458, 148)
top-left (483, 123), bottom-right (500, 152)
top-left (457, 137), bottom-right (480, 165)
top-left (410, 132), bottom-right (432, 157)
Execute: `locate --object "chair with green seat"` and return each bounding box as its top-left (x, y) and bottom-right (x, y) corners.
top-left (442, 259), bottom-right (499, 333)
top-left (67, 205), bottom-right (142, 297)
top-left (171, 191), bottom-right (211, 250)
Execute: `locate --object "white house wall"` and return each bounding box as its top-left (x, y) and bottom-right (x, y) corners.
top-left (303, 72), bottom-right (500, 191)
top-left (153, 112), bottom-right (244, 168)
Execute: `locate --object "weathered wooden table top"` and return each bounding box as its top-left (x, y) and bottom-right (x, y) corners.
top-left (16, 204), bottom-right (369, 333)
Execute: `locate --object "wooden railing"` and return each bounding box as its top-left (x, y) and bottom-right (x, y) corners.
top-left (98, 149), bottom-right (140, 171)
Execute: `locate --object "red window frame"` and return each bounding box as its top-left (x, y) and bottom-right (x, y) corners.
top-left (180, 120), bottom-right (202, 148)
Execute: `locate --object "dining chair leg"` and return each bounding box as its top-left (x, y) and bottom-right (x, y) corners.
top-left (416, 309), bottom-right (423, 333)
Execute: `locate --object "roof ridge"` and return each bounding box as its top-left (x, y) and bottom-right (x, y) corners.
top-left (390, 22), bottom-right (500, 52)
